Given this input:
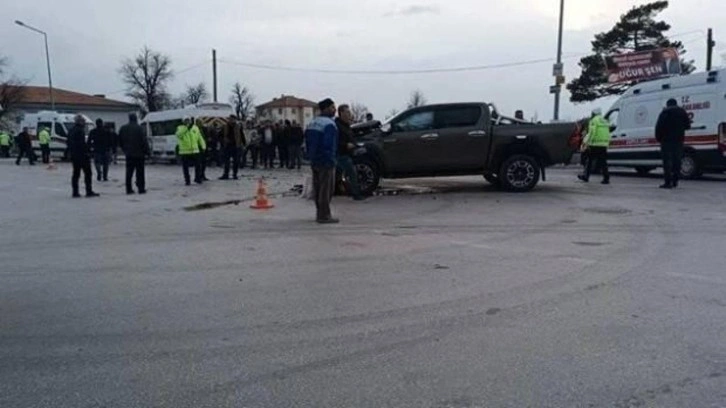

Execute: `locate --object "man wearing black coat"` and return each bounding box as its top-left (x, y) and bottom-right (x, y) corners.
top-left (15, 127), bottom-right (35, 166)
top-left (119, 113), bottom-right (150, 195)
top-left (67, 116), bottom-right (99, 198)
top-left (655, 98), bottom-right (691, 189)
top-left (88, 119), bottom-right (112, 182)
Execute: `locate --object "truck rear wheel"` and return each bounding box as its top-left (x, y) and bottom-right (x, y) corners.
top-left (499, 155), bottom-right (540, 192)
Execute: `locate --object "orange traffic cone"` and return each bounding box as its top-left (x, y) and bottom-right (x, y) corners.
top-left (250, 178), bottom-right (275, 210)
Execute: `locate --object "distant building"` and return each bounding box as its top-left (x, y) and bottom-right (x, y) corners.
top-left (256, 95), bottom-right (319, 127)
top-left (9, 86), bottom-right (139, 132)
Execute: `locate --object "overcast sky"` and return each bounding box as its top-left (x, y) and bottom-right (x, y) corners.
top-left (3, 0), bottom-right (725, 121)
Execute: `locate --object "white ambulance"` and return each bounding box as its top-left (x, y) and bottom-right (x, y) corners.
top-left (18, 111), bottom-right (93, 159)
top-left (605, 69), bottom-right (726, 178)
top-left (142, 103), bottom-right (234, 163)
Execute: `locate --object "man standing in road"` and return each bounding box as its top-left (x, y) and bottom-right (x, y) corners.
top-left (288, 120), bottom-right (304, 170)
top-left (655, 98), bottom-right (691, 189)
top-left (119, 113), bottom-right (150, 195)
top-left (219, 115), bottom-right (245, 180)
top-left (305, 98), bottom-right (339, 224)
top-left (88, 119), bottom-right (112, 182)
top-left (176, 117), bottom-right (205, 185)
top-left (0, 129), bottom-right (10, 158)
top-left (38, 126), bottom-right (51, 164)
top-left (67, 115), bottom-right (99, 198)
top-left (192, 119), bottom-right (210, 181)
top-left (15, 127), bottom-right (35, 166)
top-left (335, 105), bottom-right (364, 200)
top-left (578, 108), bottom-right (611, 185)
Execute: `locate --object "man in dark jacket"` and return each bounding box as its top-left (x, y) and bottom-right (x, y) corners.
top-left (335, 105), bottom-right (364, 200)
top-left (67, 116), bottom-right (99, 198)
top-left (88, 119), bottom-right (112, 182)
top-left (219, 115), bottom-right (245, 180)
top-left (15, 127), bottom-right (35, 166)
top-left (655, 98), bottom-right (691, 189)
top-left (119, 113), bottom-right (150, 195)
top-left (275, 122), bottom-right (289, 169)
top-left (288, 121), bottom-right (304, 169)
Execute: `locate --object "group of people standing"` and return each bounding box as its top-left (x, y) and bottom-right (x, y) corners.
top-left (577, 98), bottom-right (691, 189)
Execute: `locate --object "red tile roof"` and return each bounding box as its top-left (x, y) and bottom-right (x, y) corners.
top-left (12, 86), bottom-right (137, 108)
top-left (257, 95), bottom-right (318, 109)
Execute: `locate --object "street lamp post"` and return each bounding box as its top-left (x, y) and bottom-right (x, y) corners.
top-left (553, 0), bottom-right (565, 121)
top-left (15, 20), bottom-right (55, 111)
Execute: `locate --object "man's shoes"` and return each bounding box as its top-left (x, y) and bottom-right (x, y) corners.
top-left (577, 175), bottom-right (589, 182)
top-left (601, 179), bottom-right (610, 185)
top-left (202, 177), bottom-right (210, 181)
top-left (72, 193), bottom-right (81, 198)
top-left (673, 180), bottom-right (679, 188)
top-left (138, 190), bottom-right (147, 195)
top-left (353, 196), bottom-right (367, 201)
top-left (659, 183), bottom-right (673, 189)
top-left (185, 182), bottom-right (191, 186)
top-left (195, 180), bottom-right (203, 184)
top-left (317, 218), bottom-right (340, 224)
top-left (232, 176), bottom-right (239, 180)
top-left (103, 178), bottom-right (108, 182)
top-left (219, 176), bottom-right (230, 180)
top-left (86, 192), bottom-right (100, 198)
top-left (127, 190), bottom-right (136, 195)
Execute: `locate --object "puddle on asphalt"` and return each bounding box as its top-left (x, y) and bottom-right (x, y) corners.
top-left (573, 241), bottom-right (610, 247)
top-left (583, 207), bottom-right (631, 215)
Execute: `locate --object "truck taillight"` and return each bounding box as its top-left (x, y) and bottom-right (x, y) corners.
top-left (720, 123), bottom-right (726, 153)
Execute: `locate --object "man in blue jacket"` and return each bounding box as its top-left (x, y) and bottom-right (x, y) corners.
top-left (305, 98), bottom-right (339, 224)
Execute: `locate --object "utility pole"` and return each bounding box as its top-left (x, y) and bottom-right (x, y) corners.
top-left (706, 28), bottom-right (715, 71)
top-left (553, 0), bottom-right (565, 122)
top-left (212, 49), bottom-right (218, 103)
top-left (16, 20), bottom-right (55, 110)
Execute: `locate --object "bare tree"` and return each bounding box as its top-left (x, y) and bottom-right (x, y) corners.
top-left (385, 109), bottom-right (400, 120)
top-left (184, 82), bottom-right (208, 105)
top-left (0, 57), bottom-right (28, 127)
top-left (349, 102), bottom-right (370, 123)
top-left (119, 47), bottom-right (173, 112)
top-left (406, 90), bottom-right (427, 109)
top-left (229, 83), bottom-right (255, 120)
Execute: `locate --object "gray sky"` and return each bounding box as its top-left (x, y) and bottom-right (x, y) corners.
top-left (3, 0), bottom-right (725, 120)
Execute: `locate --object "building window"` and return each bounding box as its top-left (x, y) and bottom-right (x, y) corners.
top-left (292, 108), bottom-right (297, 114)
top-left (278, 108), bottom-right (283, 115)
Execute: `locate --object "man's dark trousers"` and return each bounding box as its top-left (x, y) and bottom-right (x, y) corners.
top-left (126, 157), bottom-right (146, 193)
top-left (16, 147), bottom-right (35, 165)
top-left (661, 143), bottom-right (683, 187)
top-left (583, 146), bottom-right (610, 182)
top-left (312, 166), bottom-right (335, 221)
top-left (94, 152), bottom-right (110, 181)
top-left (41, 145), bottom-right (51, 164)
top-left (336, 155), bottom-right (362, 197)
top-left (221, 146), bottom-right (240, 178)
top-left (72, 158), bottom-right (93, 196)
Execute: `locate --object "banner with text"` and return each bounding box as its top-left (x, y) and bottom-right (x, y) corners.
top-left (604, 48), bottom-right (681, 84)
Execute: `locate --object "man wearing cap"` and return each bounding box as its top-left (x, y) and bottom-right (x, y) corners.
top-left (655, 98), bottom-right (691, 189)
top-left (305, 98), bottom-right (339, 224)
top-left (578, 108), bottom-right (611, 185)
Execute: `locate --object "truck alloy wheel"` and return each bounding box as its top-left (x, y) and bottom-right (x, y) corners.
top-left (355, 158), bottom-right (380, 195)
top-left (500, 155), bottom-right (540, 192)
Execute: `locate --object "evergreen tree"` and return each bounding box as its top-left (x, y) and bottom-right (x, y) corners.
top-left (568, 1), bottom-right (695, 103)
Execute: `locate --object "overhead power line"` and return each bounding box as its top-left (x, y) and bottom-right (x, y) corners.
top-left (217, 55), bottom-right (583, 75)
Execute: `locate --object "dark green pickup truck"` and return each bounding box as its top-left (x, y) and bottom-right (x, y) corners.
top-left (352, 103), bottom-right (580, 193)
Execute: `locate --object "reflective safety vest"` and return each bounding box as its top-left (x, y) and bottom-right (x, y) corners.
top-left (586, 115), bottom-right (612, 147)
top-left (0, 132), bottom-right (10, 146)
top-left (176, 125), bottom-right (198, 155)
top-left (39, 129), bottom-right (51, 145)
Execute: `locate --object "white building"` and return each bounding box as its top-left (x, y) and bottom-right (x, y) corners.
top-left (256, 95), bottom-right (319, 128)
top-left (9, 86), bottom-right (139, 133)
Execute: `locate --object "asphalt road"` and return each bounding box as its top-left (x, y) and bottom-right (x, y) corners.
top-left (1, 160), bottom-right (726, 408)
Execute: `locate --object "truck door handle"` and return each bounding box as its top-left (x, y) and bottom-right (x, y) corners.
top-left (468, 130), bottom-right (487, 137)
top-left (420, 133), bottom-right (439, 140)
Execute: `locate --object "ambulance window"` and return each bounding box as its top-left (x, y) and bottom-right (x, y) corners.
top-left (605, 109), bottom-right (619, 132)
top-left (54, 122), bottom-right (68, 138)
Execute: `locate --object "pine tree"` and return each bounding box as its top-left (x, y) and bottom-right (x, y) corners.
top-left (568, 1), bottom-right (695, 103)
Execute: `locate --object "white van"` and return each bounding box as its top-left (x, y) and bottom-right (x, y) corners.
top-left (605, 69), bottom-right (726, 178)
top-left (19, 111), bottom-right (93, 159)
top-left (142, 103), bottom-right (234, 162)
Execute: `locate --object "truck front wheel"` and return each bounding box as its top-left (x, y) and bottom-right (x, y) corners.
top-left (499, 155), bottom-right (541, 192)
top-left (354, 157), bottom-right (380, 196)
